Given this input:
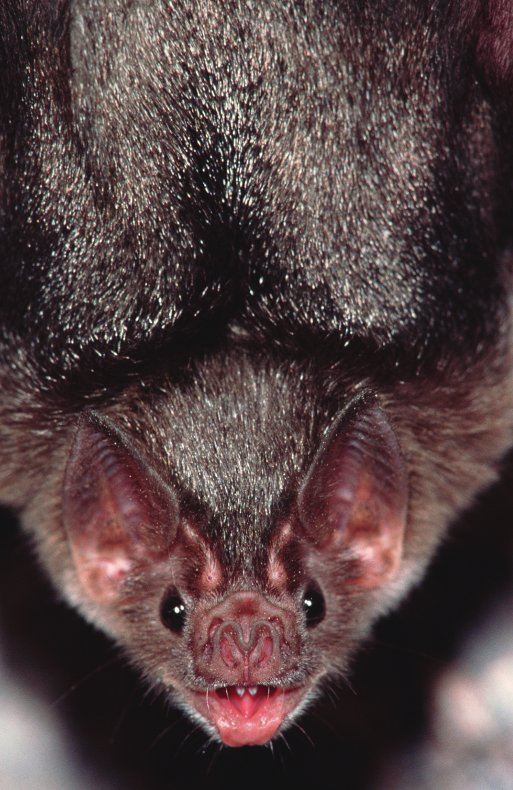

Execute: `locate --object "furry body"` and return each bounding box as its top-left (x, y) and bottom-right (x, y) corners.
top-left (0, 0), bottom-right (512, 745)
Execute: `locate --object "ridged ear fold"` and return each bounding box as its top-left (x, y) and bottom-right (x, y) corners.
top-left (298, 398), bottom-right (408, 588)
top-left (63, 413), bottom-right (179, 603)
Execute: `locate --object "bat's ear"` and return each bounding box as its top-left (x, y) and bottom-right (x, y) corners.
top-left (475, 1), bottom-right (513, 90)
top-left (63, 413), bottom-right (179, 603)
top-left (298, 398), bottom-right (408, 588)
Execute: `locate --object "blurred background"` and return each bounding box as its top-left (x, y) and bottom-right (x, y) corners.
top-left (1, 454), bottom-right (513, 790)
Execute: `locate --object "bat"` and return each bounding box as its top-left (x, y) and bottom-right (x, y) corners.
top-left (0, 0), bottom-right (512, 748)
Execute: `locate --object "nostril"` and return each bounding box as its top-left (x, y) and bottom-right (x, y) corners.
top-left (248, 622), bottom-right (279, 668)
top-left (208, 617), bottom-right (223, 641)
top-left (217, 623), bottom-right (245, 669)
top-left (220, 633), bottom-right (238, 668)
top-left (251, 630), bottom-right (275, 667)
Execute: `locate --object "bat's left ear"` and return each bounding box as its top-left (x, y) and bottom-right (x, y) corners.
top-left (298, 397), bottom-right (408, 588)
top-left (63, 413), bottom-right (179, 603)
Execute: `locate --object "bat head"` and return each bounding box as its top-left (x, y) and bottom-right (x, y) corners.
top-left (60, 384), bottom-right (407, 746)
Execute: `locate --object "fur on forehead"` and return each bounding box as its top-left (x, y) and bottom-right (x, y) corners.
top-left (107, 353), bottom-right (367, 571)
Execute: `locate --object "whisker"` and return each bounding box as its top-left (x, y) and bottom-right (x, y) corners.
top-left (49, 654), bottom-right (122, 709)
top-left (290, 719), bottom-right (314, 747)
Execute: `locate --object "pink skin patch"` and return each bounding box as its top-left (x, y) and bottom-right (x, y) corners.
top-left (267, 521), bottom-right (294, 590)
top-left (200, 552), bottom-right (223, 591)
top-left (188, 685), bottom-right (307, 747)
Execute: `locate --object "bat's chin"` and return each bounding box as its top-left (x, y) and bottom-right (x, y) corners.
top-left (188, 684), bottom-right (307, 746)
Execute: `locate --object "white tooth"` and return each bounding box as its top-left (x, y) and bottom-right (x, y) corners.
top-left (248, 687), bottom-right (258, 696)
top-left (235, 687), bottom-right (245, 697)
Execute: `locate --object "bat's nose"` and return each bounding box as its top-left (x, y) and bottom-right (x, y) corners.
top-left (214, 619), bottom-right (279, 678)
top-left (192, 590), bottom-right (299, 685)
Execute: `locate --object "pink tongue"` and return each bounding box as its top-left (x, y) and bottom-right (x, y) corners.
top-left (225, 686), bottom-right (268, 717)
top-left (214, 687), bottom-right (284, 747)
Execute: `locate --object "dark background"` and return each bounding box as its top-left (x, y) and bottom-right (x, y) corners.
top-left (1, 456), bottom-right (512, 790)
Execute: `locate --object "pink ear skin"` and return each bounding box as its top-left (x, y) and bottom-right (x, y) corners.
top-left (63, 413), bottom-right (179, 604)
top-left (298, 397), bottom-right (408, 589)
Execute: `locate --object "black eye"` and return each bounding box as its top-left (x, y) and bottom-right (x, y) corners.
top-left (302, 582), bottom-right (325, 628)
top-left (160, 588), bottom-right (187, 633)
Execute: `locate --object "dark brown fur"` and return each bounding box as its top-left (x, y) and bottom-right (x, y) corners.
top-left (0, 0), bottom-right (512, 745)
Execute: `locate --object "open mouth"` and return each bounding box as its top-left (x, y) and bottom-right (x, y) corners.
top-left (189, 684), bottom-right (307, 747)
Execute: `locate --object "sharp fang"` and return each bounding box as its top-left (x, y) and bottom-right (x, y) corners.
top-left (248, 687), bottom-right (258, 696)
top-left (235, 687), bottom-right (245, 697)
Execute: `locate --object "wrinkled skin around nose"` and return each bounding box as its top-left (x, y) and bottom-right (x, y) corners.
top-left (193, 591), bottom-right (300, 686)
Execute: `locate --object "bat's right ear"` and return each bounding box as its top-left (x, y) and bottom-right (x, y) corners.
top-left (63, 414), bottom-right (179, 604)
top-left (298, 397), bottom-right (408, 589)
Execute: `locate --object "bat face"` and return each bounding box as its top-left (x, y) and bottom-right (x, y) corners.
top-left (0, 0), bottom-right (512, 747)
top-left (58, 374), bottom-right (409, 747)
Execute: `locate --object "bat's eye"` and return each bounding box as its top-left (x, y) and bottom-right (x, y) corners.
top-left (302, 582), bottom-right (325, 628)
top-left (160, 588), bottom-right (187, 633)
